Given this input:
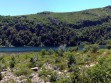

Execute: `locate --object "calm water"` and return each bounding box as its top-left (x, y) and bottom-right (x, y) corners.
top-left (0, 47), bottom-right (59, 52)
top-left (0, 45), bottom-right (106, 52)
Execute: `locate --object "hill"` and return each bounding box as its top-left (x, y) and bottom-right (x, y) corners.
top-left (0, 6), bottom-right (111, 46)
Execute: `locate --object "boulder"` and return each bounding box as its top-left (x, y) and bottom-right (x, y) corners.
top-left (31, 67), bottom-right (38, 71)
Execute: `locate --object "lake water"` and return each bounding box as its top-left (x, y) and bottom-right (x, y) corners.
top-left (0, 45), bottom-right (106, 52)
top-left (0, 47), bottom-right (59, 52)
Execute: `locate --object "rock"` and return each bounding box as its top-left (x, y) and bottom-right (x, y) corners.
top-left (1, 71), bottom-right (5, 76)
top-left (46, 82), bottom-right (51, 83)
top-left (21, 79), bottom-right (27, 82)
top-left (3, 69), bottom-right (7, 71)
top-left (29, 73), bottom-right (35, 78)
top-left (31, 67), bottom-right (38, 71)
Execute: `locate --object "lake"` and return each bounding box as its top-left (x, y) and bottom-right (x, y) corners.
top-left (0, 47), bottom-right (59, 52)
top-left (0, 45), bottom-right (106, 52)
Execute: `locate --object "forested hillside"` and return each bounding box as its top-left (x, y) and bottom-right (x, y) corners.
top-left (0, 6), bottom-right (111, 47)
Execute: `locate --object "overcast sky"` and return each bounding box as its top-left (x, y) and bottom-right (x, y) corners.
top-left (0, 0), bottom-right (111, 16)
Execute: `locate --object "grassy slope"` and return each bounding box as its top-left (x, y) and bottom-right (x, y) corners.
top-left (24, 7), bottom-right (111, 24)
top-left (0, 47), bottom-right (111, 82)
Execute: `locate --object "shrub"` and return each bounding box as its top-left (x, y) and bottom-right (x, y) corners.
top-left (68, 47), bottom-right (78, 52)
top-left (56, 77), bottom-right (71, 83)
top-left (41, 49), bottom-right (46, 56)
top-left (90, 44), bottom-right (99, 53)
top-left (49, 72), bottom-right (58, 82)
top-left (83, 44), bottom-right (99, 53)
top-left (67, 55), bottom-right (76, 68)
top-left (83, 45), bottom-right (91, 52)
top-left (48, 48), bottom-right (54, 55)
top-left (14, 67), bottom-right (31, 76)
top-left (70, 71), bottom-right (81, 83)
top-left (106, 44), bottom-right (111, 49)
top-left (0, 72), bottom-right (2, 80)
top-left (57, 44), bottom-right (66, 56)
top-left (56, 62), bottom-right (66, 70)
top-left (29, 57), bottom-right (37, 67)
top-left (38, 69), bottom-right (52, 77)
top-left (9, 56), bottom-right (16, 68)
top-left (0, 65), bottom-right (2, 80)
top-left (0, 56), bottom-right (4, 61)
top-left (69, 64), bottom-right (79, 72)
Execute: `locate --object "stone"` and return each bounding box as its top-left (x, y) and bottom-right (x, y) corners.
top-left (31, 67), bottom-right (38, 71)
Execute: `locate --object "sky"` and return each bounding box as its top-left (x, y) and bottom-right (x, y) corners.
top-left (0, 0), bottom-right (111, 16)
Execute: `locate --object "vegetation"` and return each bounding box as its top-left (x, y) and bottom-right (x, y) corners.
top-left (0, 46), bottom-right (111, 82)
top-left (1, 6), bottom-right (111, 83)
top-left (0, 6), bottom-right (111, 46)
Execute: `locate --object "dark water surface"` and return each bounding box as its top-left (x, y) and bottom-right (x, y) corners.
top-left (0, 45), bottom-right (106, 52)
top-left (0, 47), bottom-right (58, 52)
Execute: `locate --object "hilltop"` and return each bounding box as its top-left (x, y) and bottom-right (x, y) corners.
top-left (0, 6), bottom-right (111, 46)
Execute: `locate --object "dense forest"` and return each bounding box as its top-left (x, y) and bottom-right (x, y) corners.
top-left (0, 6), bottom-right (111, 47)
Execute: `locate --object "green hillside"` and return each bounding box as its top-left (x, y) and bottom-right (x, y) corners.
top-left (0, 6), bottom-right (111, 46)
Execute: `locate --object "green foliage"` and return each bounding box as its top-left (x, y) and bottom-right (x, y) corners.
top-left (0, 7), bottom-right (111, 46)
top-left (38, 69), bottom-right (52, 77)
top-left (49, 72), bottom-right (58, 82)
top-left (41, 49), bottom-right (47, 56)
top-left (29, 57), bottom-right (37, 67)
top-left (56, 62), bottom-right (66, 70)
top-left (106, 44), bottom-right (111, 49)
top-left (0, 72), bottom-right (2, 80)
top-left (0, 66), bottom-right (2, 81)
top-left (14, 67), bottom-right (31, 76)
top-left (90, 44), bottom-right (99, 53)
top-left (70, 71), bottom-right (81, 83)
top-left (67, 55), bottom-right (76, 68)
top-left (57, 45), bottom-right (65, 56)
top-left (83, 44), bottom-right (99, 53)
top-left (9, 56), bottom-right (16, 68)
top-left (56, 78), bottom-right (71, 83)
top-left (48, 48), bottom-right (54, 55)
top-left (68, 47), bottom-right (78, 52)
top-left (87, 55), bottom-right (111, 83)
top-left (1, 46), bottom-right (111, 82)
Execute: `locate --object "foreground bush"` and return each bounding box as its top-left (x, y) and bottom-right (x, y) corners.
top-left (83, 44), bottom-right (99, 53)
top-left (106, 44), bottom-right (111, 49)
top-left (14, 67), bottom-right (32, 76)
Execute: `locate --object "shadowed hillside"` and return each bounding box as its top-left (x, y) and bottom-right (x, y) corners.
top-left (0, 6), bottom-right (111, 46)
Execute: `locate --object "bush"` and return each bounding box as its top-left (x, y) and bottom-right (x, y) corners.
top-left (90, 44), bottom-right (99, 53)
top-left (87, 55), bottom-right (111, 83)
top-left (41, 49), bottom-right (46, 56)
top-left (83, 45), bottom-right (91, 52)
top-left (29, 57), bottom-right (37, 67)
top-left (48, 48), bottom-right (54, 55)
top-left (49, 72), bottom-right (58, 82)
top-left (70, 71), bottom-right (81, 83)
top-left (9, 61), bottom-right (15, 68)
top-left (56, 62), bottom-right (66, 70)
top-left (14, 67), bottom-right (31, 76)
top-left (57, 44), bottom-right (66, 56)
top-left (68, 47), bottom-right (78, 52)
top-left (0, 56), bottom-right (4, 61)
top-left (69, 64), bottom-right (79, 72)
top-left (0, 72), bottom-right (2, 80)
top-left (106, 44), bottom-right (111, 49)
top-left (38, 69), bottom-right (52, 77)
top-left (9, 56), bottom-right (16, 68)
top-left (56, 77), bottom-right (71, 83)
top-left (67, 55), bottom-right (76, 68)
top-left (83, 44), bottom-right (99, 53)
